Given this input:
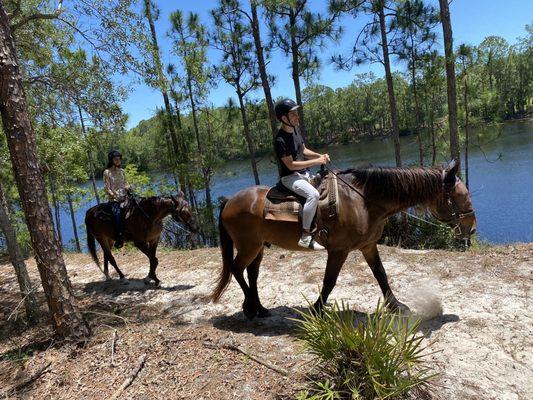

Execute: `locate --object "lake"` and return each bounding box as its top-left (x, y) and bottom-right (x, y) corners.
top-left (57, 120), bottom-right (533, 249)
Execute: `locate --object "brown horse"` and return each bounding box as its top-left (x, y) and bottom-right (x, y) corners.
top-left (211, 161), bottom-right (477, 319)
top-left (85, 192), bottom-right (198, 285)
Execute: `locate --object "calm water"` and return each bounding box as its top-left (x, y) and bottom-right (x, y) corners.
top-left (58, 120), bottom-right (533, 249)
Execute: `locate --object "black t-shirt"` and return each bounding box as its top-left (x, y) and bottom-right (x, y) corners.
top-left (274, 127), bottom-right (307, 177)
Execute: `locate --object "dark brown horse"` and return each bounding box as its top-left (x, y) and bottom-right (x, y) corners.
top-left (211, 161), bottom-right (477, 319)
top-left (85, 192), bottom-right (198, 285)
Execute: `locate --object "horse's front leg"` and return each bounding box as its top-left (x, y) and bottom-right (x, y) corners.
top-left (136, 241), bottom-right (160, 286)
top-left (313, 250), bottom-right (349, 313)
top-left (361, 244), bottom-right (409, 313)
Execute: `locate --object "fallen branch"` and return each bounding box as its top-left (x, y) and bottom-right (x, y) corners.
top-left (203, 341), bottom-right (289, 376)
top-left (110, 353), bottom-right (146, 400)
top-left (1, 361), bottom-right (52, 396)
top-left (110, 330), bottom-right (117, 367)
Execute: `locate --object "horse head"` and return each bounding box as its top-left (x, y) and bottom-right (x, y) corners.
top-left (170, 191), bottom-right (199, 233)
top-left (429, 160), bottom-right (477, 238)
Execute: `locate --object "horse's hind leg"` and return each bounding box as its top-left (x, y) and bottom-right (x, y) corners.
top-left (103, 253), bottom-right (111, 281)
top-left (233, 246), bottom-right (262, 319)
top-left (246, 248), bottom-right (270, 318)
top-left (361, 244), bottom-right (408, 312)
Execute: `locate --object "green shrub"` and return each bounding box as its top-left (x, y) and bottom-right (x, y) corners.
top-left (293, 301), bottom-right (437, 400)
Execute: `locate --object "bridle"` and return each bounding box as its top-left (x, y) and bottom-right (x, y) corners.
top-left (435, 175), bottom-right (476, 236)
top-left (131, 193), bottom-right (194, 235)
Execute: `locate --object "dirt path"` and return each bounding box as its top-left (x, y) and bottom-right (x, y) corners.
top-left (1, 243), bottom-right (532, 399)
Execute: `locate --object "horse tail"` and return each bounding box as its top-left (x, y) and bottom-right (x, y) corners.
top-left (86, 224), bottom-right (100, 268)
top-left (211, 197), bottom-right (233, 302)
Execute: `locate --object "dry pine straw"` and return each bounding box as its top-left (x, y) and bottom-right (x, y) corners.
top-left (0, 243), bottom-right (531, 399)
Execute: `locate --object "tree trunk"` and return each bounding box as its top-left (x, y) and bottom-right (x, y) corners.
top-left (289, 8), bottom-right (307, 139)
top-left (439, 0), bottom-right (460, 164)
top-left (430, 92), bottom-right (437, 166)
top-left (77, 105), bottom-right (100, 204)
top-left (0, 181), bottom-right (39, 323)
top-left (463, 71), bottom-right (470, 189)
top-left (250, 0), bottom-right (277, 138)
top-left (250, 0), bottom-right (281, 177)
top-left (236, 87), bottom-right (260, 185)
top-left (49, 179), bottom-right (62, 247)
top-left (66, 193), bottom-right (81, 252)
top-left (411, 57), bottom-right (423, 166)
top-left (0, 5), bottom-right (90, 339)
top-left (144, 0), bottom-right (183, 187)
top-left (378, 5), bottom-right (402, 166)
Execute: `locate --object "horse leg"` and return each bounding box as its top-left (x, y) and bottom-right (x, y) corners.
top-left (102, 239), bottom-right (127, 282)
top-left (246, 248), bottom-right (270, 318)
top-left (233, 247), bottom-right (262, 320)
top-left (103, 252), bottom-right (111, 281)
top-left (313, 250), bottom-right (349, 313)
top-left (361, 244), bottom-right (408, 312)
top-left (136, 241), bottom-right (160, 286)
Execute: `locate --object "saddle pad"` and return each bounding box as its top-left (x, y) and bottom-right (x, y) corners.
top-left (264, 198), bottom-right (301, 222)
top-left (263, 174), bottom-right (339, 222)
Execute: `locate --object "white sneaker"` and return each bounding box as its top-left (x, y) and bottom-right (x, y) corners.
top-left (298, 234), bottom-right (325, 250)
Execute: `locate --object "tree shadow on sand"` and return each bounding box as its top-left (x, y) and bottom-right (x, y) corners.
top-left (82, 279), bottom-right (195, 297)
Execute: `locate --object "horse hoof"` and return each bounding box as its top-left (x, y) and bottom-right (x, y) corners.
top-left (143, 277), bottom-right (151, 285)
top-left (257, 307), bottom-right (271, 318)
top-left (242, 300), bottom-right (257, 320)
top-left (120, 277), bottom-right (130, 285)
top-left (105, 275), bottom-right (112, 281)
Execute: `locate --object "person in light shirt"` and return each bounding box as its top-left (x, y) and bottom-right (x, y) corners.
top-left (103, 150), bottom-right (130, 248)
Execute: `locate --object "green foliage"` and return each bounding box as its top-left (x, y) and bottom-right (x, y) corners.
top-left (294, 301), bottom-right (436, 400)
top-left (381, 212), bottom-right (467, 250)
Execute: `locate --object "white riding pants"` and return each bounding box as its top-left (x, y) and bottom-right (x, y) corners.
top-left (280, 171), bottom-right (319, 231)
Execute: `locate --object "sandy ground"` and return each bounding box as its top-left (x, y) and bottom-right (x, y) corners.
top-left (0, 243), bottom-right (532, 399)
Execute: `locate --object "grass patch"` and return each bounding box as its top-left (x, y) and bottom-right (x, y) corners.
top-left (293, 301), bottom-right (437, 400)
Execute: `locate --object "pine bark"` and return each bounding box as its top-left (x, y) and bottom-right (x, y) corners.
top-left (438, 0), bottom-right (460, 164)
top-left (0, 4), bottom-right (89, 339)
top-left (0, 182), bottom-right (39, 323)
top-left (378, 4), bottom-right (402, 166)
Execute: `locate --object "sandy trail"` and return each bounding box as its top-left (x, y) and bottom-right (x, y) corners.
top-left (0, 243), bottom-right (531, 399)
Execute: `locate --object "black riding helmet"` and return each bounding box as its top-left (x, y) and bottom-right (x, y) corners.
top-left (107, 150), bottom-right (122, 168)
top-left (274, 98), bottom-right (301, 122)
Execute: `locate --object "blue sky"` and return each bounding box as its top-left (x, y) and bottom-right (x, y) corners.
top-left (121, 0), bottom-right (533, 129)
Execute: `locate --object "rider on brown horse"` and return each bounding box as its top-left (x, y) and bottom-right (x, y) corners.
top-left (274, 98), bottom-right (330, 250)
top-left (103, 150), bottom-right (130, 248)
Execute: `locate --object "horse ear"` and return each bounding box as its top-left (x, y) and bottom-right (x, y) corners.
top-left (443, 159), bottom-right (459, 186)
top-left (177, 190), bottom-right (184, 198)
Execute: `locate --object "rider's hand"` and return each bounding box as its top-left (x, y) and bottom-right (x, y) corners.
top-left (324, 153), bottom-right (331, 163)
top-left (316, 155), bottom-right (327, 165)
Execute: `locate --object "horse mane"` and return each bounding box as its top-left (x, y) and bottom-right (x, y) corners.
top-left (339, 166), bottom-right (444, 204)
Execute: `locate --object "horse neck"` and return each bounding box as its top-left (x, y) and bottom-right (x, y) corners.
top-left (349, 167), bottom-right (444, 215)
top-left (140, 197), bottom-right (174, 221)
